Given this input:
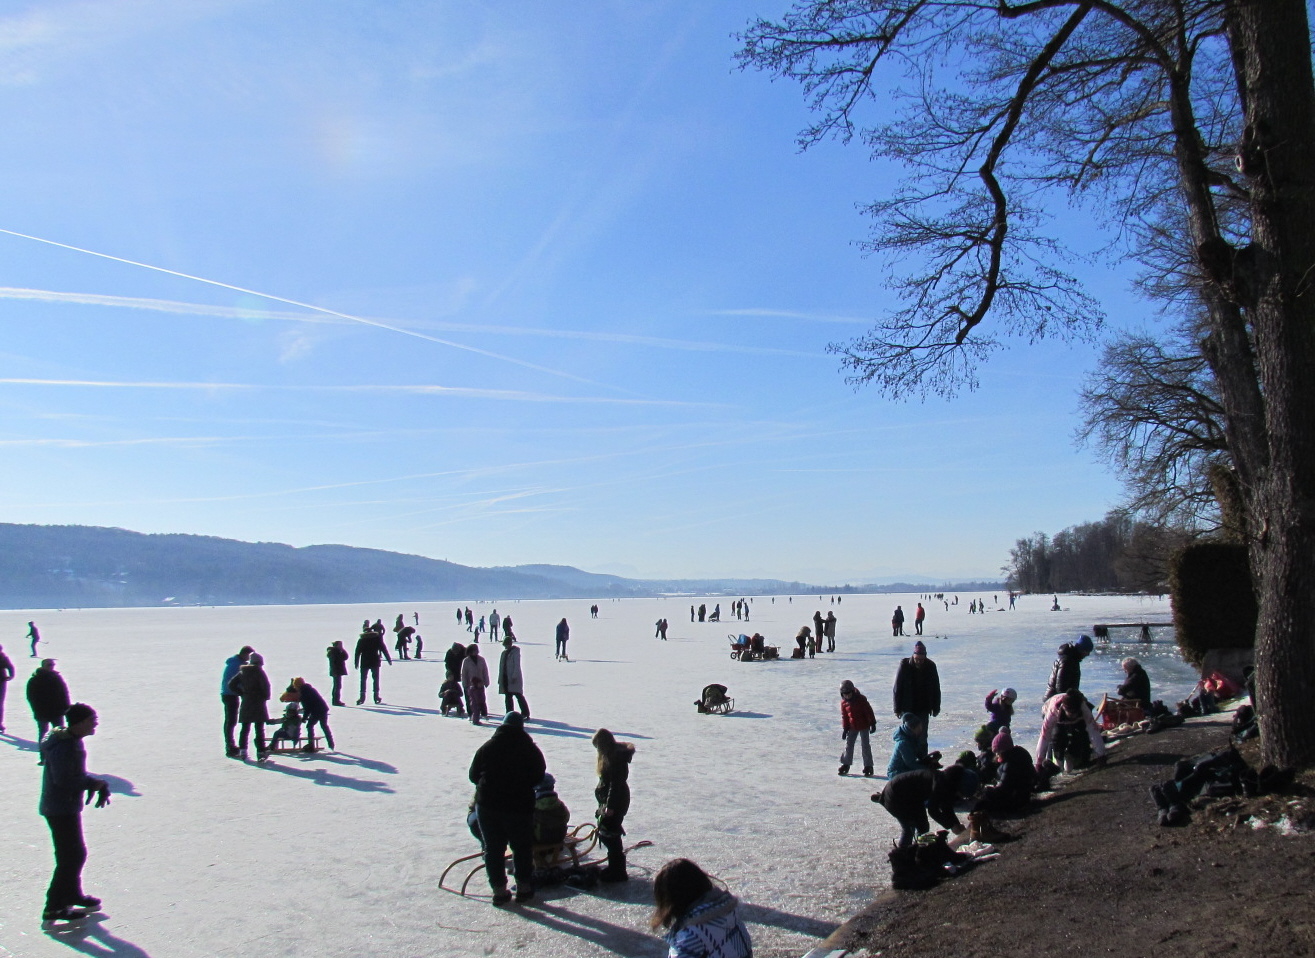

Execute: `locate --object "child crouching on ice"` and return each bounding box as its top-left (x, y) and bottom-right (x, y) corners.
top-left (439, 671), bottom-right (465, 716)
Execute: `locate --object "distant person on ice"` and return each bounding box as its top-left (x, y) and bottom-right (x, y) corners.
top-left (554, 618), bottom-right (570, 661)
top-left (891, 606), bottom-right (905, 637)
top-left (38, 702), bottom-right (112, 923)
top-left (229, 651), bottom-right (272, 760)
top-left (326, 640), bottom-right (349, 707)
top-left (498, 635), bottom-right (531, 720)
top-left (0, 642), bottom-right (14, 733)
top-left (892, 640), bottom-right (941, 732)
top-left (824, 611), bottom-right (836, 651)
top-left (838, 680), bottom-right (876, 777)
top-left (468, 711), bottom-right (546, 906)
top-left (27, 658), bottom-right (70, 746)
top-left (914, 603), bottom-right (925, 635)
top-left (354, 623), bottom-right (392, 705)
top-left (462, 644), bottom-right (490, 725)
top-left (28, 621), bottom-right (41, 657)
top-left (221, 646), bottom-right (253, 757)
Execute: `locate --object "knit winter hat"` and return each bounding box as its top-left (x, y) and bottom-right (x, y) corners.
top-left (840, 680), bottom-right (856, 695)
top-left (1002, 688), bottom-right (1018, 702)
top-left (66, 702), bottom-right (95, 725)
top-left (535, 773), bottom-right (556, 797)
top-left (1074, 634), bottom-right (1094, 655)
top-left (502, 711), bottom-right (524, 730)
top-left (913, 641), bottom-right (927, 655)
top-left (992, 728), bottom-right (1013, 755)
top-left (249, 652), bottom-right (264, 666)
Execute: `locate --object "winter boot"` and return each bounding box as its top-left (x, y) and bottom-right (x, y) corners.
top-left (491, 887), bottom-right (513, 906)
top-left (838, 764), bottom-right (850, 776)
top-left (862, 767), bottom-right (874, 777)
top-left (599, 831), bottom-right (628, 882)
top-left (967, 811), bottom-right (1010, 844)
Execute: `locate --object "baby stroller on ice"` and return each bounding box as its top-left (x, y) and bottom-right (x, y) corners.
top-left (695, 683), bottom-right (735, 714)
top-left (729, 633), bottom-right (779, 661)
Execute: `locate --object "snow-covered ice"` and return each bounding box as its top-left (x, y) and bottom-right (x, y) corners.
top-left (0, 593), bottom-right (1194, 957)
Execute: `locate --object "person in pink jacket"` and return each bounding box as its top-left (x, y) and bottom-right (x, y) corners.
top-left (1035, 689), bottom-right (1105, 773)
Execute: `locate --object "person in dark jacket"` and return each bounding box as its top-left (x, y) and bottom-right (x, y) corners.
top-left (229, 652), bottom-right (271, 760)
top-left (871, 765), bottom-right (976, 847)
top-left (974, 728), bottom-right (1035, 814)
top-left (468, 712), bottom-right (546, 905)
top-left (220, 646), bottom-right (253, 757)
top-left (892, 640), bottom-right (941, 731)
top-left (554, 618), bottom-right (568, 660)
top-left (592, 727), bottom-right (636, 882)
top-left (1117, 657), bottom-right (1152, 705)
top-left (38, 702), bottom-right (111, 922)
top-left (891, 605), bottom-right (906, 637)
top-left (838, 679), bottom-right (876, 777)
top-left (293, 677), bottom-right (334, 750)
top-left (27, 659), bottom-right (71, 745)
top-left (0, 643), bottom-right (15, 733)
top-left (445, 641), bottom-right (467, 679)
top-left (1044, 634), bottom-right (1093, 700)
top-left (326, 640), bottom-right (349, 706)
top-left (353, 627), bottom-right (392, 705)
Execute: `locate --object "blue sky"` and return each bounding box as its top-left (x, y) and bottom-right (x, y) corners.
top-left (0, 1), bottom-right (1147, 583)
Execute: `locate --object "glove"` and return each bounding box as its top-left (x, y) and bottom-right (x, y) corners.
top-left (869, 724), bottom-right (877, 734)
top-left (841, 731), bottom-right (848, 740)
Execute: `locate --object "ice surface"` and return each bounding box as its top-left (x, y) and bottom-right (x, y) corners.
top-left (0, 593), bottom-right (1192, 957)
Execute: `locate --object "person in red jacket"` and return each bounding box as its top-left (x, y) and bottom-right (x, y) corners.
top-left (838, 680), bottom-right (877, 777)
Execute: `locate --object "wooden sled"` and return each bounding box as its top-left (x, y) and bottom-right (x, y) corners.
top-left (440, 822), bottom-right (601, 897)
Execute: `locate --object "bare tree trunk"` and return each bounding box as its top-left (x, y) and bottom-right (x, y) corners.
top-left (1226, 0), bottom-right (1315, 767)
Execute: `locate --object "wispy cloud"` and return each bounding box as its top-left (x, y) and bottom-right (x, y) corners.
top-left (0, 286), bottom-right (822, 358)
top-left (0, 377), bottom-right (716, 406)
top-left (705, 308), bottom-right (873, 325)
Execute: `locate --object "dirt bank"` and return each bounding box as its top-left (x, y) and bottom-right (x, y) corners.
top-left (827, 714), bottom-right (1315, 958)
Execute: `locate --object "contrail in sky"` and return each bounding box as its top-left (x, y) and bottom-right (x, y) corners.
top-left (0, 227), bottom-right (630, 392)
top-left (0, 286), bottom-right (823, 358)
top-left (0, 377), bottom-right (712, 405)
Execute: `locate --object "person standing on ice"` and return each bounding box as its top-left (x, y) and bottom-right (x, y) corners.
top-left (229, 651), bottom-right (271, 760)
top-left (353, 624), bottom-right (392, 705)
top-left (0, 643), bottom-right (14, 733)
top-left (28, 621), bottom-right (41, 658)
top-left (812, 610), bottom-right (824, 649)
top-left (38, 702), bottom-right (112, 923)
top-left (326, 640), bottom-right (349, 707)
top-left (221, 645), bottom-right (254, 757)
top-left (838, 680), bottom-right (876, 777)
top-left (489, 609), bottom-right (501, 641)
top-left (892, 640), bottom-right (940, 733)
top-left (914, 603), bottom-right (926, 636)
top-left (27, 658), bottom-right (70, 747)
top-left (592, 728), bottom-right (636, 882)
top-left (497, 635), bottom-right (530, 720)
top-left (468, 711), bottom-right (546, 906)
top-left (461, 644), bottom-right (490, 725)
top-left (554, 618), bottom-right (569, 661)
top-left (824, 611), bottom-right (836, 651)
top-left (891, 606), bottom-right (906, 637)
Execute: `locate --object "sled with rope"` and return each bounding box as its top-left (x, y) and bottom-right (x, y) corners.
top-left (439, 822), bottom-right (653, 897)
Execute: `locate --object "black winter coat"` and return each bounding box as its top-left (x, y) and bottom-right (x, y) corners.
top-left (994, 745), bottom-right (1036, 798)
top-left (1118, 665), bottom-right (1151, 704)
top-left (230, 663), bottom-right (271, 722)
top-left (892, 658), bottom-right (941, 717)
top-left (298, 682), bottom-right (329, 722)
top-left (878, 768), bottom-right (962, 832)
top-left (468, 726), bottom-right (547, 813)
top-left (26, 669), bottom-right (70, 722)
top-left (595, 742), bottom-right (636, 825)
top-left (354, 631), bottom-right (391, 669)
top-left (1045, 644), bottom-right (1083, 699)
top-left (445, 643), bottom-right (467, 677)
top-left (327, 645), bottom-right (349, 677)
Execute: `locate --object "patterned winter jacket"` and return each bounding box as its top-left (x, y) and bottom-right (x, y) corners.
top-left (665, 889), bottom-right (753, 958)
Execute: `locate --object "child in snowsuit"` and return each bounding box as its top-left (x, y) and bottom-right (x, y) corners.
top-left (268, 702), bottom-right (302, 750)
top-left (439, 671), bottom-right (466, 716)
top-left (886, 713), bottom-right (941, 778)
top-left (984, 687), bottom-right (1016, 735)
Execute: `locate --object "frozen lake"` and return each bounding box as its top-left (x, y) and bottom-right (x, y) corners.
top-left (0, 592), bottom-right (1193, 957)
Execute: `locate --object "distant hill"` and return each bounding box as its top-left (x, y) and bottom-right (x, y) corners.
top-left (0, 523), bottom-right (1001, 609)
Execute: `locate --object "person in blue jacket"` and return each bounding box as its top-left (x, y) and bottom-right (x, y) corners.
top-left (886, 713), bottom-right (941, 778)
top-left (649, 858), bottom-right (752, 958)
top-left (221, 646), bottom-right (253, 758)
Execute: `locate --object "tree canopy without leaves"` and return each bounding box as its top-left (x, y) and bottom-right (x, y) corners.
top-left (740, 1), bottom-right (1315, 767)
